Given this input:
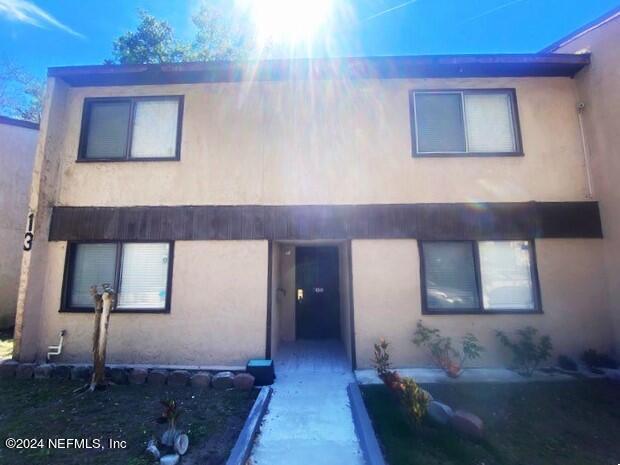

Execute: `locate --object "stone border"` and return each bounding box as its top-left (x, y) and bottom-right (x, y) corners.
top-left (225, 386), bottom-right (272, 465)
top-left (347, 383), bottom-right (387, 465)
top-left (0, 361), bottom-right (257, 392)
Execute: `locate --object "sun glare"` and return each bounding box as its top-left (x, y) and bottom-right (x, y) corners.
top-left (240, 0), bottom-right (334, 46)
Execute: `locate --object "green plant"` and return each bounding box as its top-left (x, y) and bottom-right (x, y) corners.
top-left (372, 338), bottom-right (392, 378)
top-left (412, 320), bottom-right (484, 378)
top-left (400, 376), bottom-right (430, 424)
top-left (158, 399), bottom-right (181, 431)
top-left (372, 339), bottom-right (430, 424)
top-left (496, 326), bottom-right (552, 376)
top-left (581, 349), bottom-right (619, 370)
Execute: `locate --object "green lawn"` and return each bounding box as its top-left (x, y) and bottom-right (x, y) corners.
top-left (0, 378), bottom-right (257, 465)
top-left (361, 380), bottom-right (620, 465)
top-left (0, 328), bottom-right (13, 359)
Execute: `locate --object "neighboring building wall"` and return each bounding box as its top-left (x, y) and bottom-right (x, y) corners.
top-left (554, 15), bottom-right (620, 352)
top-left (0, 120), bottom-right (37, 329)
top-left (352, 239), bottom-right (612, 369)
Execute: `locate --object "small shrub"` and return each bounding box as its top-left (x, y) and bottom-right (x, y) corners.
top-left (412, 320), bottom-right (484, 378)
top-left (372, 338), bottom-right (392, 378)
top-left (495, 326), bottom-right (552, 377)
top-left (400, 377), bottom-right (429, 424)
top-left (581, 349), bottom-right (619, 370)
top-left (372, 339), bottom-right (430, 424)
top-left (557, 355), bottom-right (578, 372)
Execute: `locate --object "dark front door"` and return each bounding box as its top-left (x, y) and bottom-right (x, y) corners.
top-left (295, 246), bottom-right (340, 340)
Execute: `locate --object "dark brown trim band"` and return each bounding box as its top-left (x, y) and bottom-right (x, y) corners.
top-left (49, 202), bottom-right (603, 242)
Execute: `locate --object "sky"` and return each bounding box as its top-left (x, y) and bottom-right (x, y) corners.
top-left (0, 0), bottom-right (618, 78)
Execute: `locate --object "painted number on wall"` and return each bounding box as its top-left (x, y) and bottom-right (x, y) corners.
top-left (23, 212), bottom-right (34, 251)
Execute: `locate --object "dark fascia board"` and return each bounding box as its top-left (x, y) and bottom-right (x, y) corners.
top-left (48, 202), bottom-right (603, 242)
top-left (47, 54), bottom-right (590, 87)
top-left (0, 115), bottom-right (39, 130)
top-left (540, 6), bottom-right (620, 53)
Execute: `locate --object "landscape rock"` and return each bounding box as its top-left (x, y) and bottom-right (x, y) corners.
top-left (421, 388), bottom-right (434, 402)
top-left (110, 367), bottom-right (129, 385)
top-left (71, 366), bottom-right (91, 381)
top-left (34, 363), bottom-right (53, 379)
top-left (212, 371), bottom-right (234, 390)
top-left (148, 369), bottom-right (168, 386)
top-left (168, 370), bottom-right (190, 387)
top-left (129, 368), bottom-right (148, 385)
top-left (0, 360), bottom-right (18, 378)
top-left (233, 373), bottom-right (255, 390)
top-left (159, 453), bottom-right (180, 465)
top-left (51, 365), bottom-right (71, 380)
top-left (16, 363), bottom-right (36, 379)
top-left (427, 401), bottom-right (454, 425)
top-left (450, 410), bottom-right (484, 439)
top-left (190, 372), bottom-right (212, 388)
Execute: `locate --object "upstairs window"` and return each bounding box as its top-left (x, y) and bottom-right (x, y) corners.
top-left (420, 240), bottom-right (540, 313)
top-left (78, 96), bottom-right (183, 161)
top-left (410, 90), bottom-right (522, 156)
top-left (63, 242), bottom-right (173, 312)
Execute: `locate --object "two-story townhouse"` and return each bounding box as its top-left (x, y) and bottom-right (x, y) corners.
top-left (11, 53), bottom-right (613, 370)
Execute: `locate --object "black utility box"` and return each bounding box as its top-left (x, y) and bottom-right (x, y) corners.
top-left (246, 359), bottom-right (275, 386)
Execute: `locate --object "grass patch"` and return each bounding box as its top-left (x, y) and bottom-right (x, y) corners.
top-left (0, 378), bottom-right (257, 465)
top-left (361, 380), bottom-right (620, 465)
top-left (0, 327), bottom-right (13, 359)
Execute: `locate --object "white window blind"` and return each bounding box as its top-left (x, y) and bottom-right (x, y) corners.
top-left (85, 102), bottom-right (131, 158)
top-left (70, 244), bottom-right (117, 307)
top-left (479, 241), bottom-right (535, 310)
top-left (423, 242), bottom-right (480, 310)
top-left (464, 93), bottom-right (516, 153)
top-left (130, 100), bottom-right (179, 158)
top-left (117, 243), bottom-right (170, 309)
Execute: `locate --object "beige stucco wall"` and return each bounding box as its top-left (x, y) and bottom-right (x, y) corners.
top-left (0, 122), bottom-right (37, 329)
top-left (49, 76), bottom-right (590, 207)
top-left (555, 16), bottom-right (620, 352)
top-left (19, 240), bottom-right (268, 365)
top-left (352, 239), bottom-right (613, 369)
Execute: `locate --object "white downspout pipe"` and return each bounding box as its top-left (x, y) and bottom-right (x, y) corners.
top-left (576, 102), bottom-right (594, 199)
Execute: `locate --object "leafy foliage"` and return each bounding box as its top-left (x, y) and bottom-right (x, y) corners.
top-left (581, 349), bottom-right (618, 370)
top-left (372, 338), bottom-right (392, 377)
top-left (557, 355), bottom-right (578, 371)
top-left (412, 320), bottom-right (484, 377)
top-left (496, 326), bottom-right (552, 376)
top-left (158, 399), bottom-right (181, 431)
top-left (0, 58), bottom-right (44, 123)
top-left (107, 7), bottom-right (255, 65)
top-left (372, 339), bottom-right (430, 424)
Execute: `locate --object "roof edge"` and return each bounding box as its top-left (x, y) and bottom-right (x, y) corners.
top-left (48, 53), bottom-right (590, 87)
top-left (0, 115), bottom-right (39, 130)
top-left (540, 6), bottom-right (620, 53)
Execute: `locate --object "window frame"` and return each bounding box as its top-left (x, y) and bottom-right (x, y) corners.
top-left (77, 96), bottom-right (184, 162)
top-left (418, 239), bottom-right (542, 315)
top-left (60, 240), bottom-right (175, 313)
top-left (409, 88), bottom-right (524, 158)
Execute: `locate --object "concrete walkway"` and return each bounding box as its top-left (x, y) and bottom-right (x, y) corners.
top-left (250, 340), bottom-right (364, 465)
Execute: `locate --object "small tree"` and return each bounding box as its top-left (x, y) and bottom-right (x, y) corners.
top-left (413, 320), bottom-right (484, 378)
top-left (496, 326), bottom-right (552, 377)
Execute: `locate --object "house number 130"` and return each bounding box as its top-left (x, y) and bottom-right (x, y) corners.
top-left (23, 212), bottom-right (34, 251)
